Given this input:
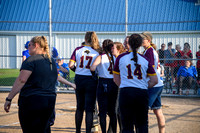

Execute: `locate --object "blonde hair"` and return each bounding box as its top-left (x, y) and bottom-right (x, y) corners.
top-left (151, 43), bottom-right (157, 50)
top-left (140, 31), bottom-right (153, 42)
top-left (30, 36), bottom-right (50, 59)
top-left (85, 31), bottom-right (100, 51)
top-left (114, 42), bottom-right (126, 54)
top-left (30, 36), bottom-right (53, 70)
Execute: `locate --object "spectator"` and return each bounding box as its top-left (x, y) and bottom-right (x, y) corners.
top-left (56, 57), bottom-right (69, 79)
top-left (52, 47), bottom-right (59, 59)
top-left (164, 42), bottom-right (176, 84)
top-left (173, 44), bottom-right (184, 79)
top-left (157, 43), bottom-right (166, 65)
top-left (182, 42), bottom-right (193, 59)
top-left (22, 41), bottom-right (30, 62)
top-left (196, 45), bottom-right (200, 80)
top-left (177, 60), bottom-right (197, 95)
top-left (159, 64), bottom-right (165, 81)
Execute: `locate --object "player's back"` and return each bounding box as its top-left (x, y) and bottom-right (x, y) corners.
top-left (70, 45), bottom-right (99, 76)
top-left (114, 52), bottom-right (155, 89)
top-left (97, 54), bottom-right (115, 79)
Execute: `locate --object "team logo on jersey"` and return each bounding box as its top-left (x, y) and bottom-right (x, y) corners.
top-left (84, 50), bottom-right (90, 54)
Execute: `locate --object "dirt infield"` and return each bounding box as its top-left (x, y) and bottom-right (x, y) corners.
top-left (0, 93), bottom-right (200, 133)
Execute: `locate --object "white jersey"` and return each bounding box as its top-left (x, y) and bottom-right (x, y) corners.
top-left (113, 51), bottom-right (156, 89)
top-left (143, 46), bottom-right (163, 87)
top-left (97, 54), bottom-right (116, 79)
top-left (70, 45), bottom-right (99, 76)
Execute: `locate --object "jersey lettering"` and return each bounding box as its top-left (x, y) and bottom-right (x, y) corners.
top-left (126, 64), bottom-right (133, 79)
top-left (134, 65), bottom-right (142, 79)
top-left (79, 56), bottom-right (93, 69)
top-left (126, 64), bottom-right (142, 79)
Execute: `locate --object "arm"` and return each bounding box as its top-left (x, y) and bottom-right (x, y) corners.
top-left (69, 60), bottom-right (76, 72)
top-left (160, 69), bottom-right (164, 77)
top-left (148, 75), bottom-right (158, 88)
top-left (159, 65), bottom-right (164, 77)
top-left (4, 70), bottom-right (32, 113)
top-left (58, 65), bottom-right (69, 73)
top-left (90, 55), bottom-right (101, 72)
top-left (113, 73), bottom-right (120, 87)
top-left (169, 49), bottom-right (175, 57)
top-left (22, 56), bottom-right (26, 62)
top-left (57, 75), bottom-right (76, 89)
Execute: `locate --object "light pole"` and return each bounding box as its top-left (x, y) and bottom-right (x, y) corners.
top-left (125, 0), bottom-right (128, 37)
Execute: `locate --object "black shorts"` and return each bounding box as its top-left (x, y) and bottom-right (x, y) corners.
top-left (75, 74), bottom-right (98, 112)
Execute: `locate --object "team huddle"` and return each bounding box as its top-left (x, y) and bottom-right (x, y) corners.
top-left (68, 31), bottom-right (165, 133)
top-left (4, 31), bottom-right (165, 133)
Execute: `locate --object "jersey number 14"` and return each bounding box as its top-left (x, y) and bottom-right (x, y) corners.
top-left (126, 64), bottom-right (142, 79)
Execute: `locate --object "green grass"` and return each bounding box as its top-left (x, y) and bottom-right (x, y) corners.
top-left (69, 70), bottom-right (75, 82)
top-left (0, 69), bottom-right (20, 86)
top-left (0, 69), bottom-right (75, 86)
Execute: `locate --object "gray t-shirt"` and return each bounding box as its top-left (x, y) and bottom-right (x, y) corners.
top-left (20, 54), bottom-right (58, 97)
top-left (164, 49), bottom-right (176, 64)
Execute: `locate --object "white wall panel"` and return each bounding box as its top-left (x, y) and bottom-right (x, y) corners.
top-left (0, 35), bottom-right (16, 68)
top-left (0, 32), bottom-right (199, 68)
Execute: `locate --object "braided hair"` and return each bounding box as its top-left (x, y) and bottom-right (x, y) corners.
top-left (129, 34), bottom-right (143, 66)
top-left (102, 39), bottom-right (115, 67)
top-left (30, 36), bottom-right (53, 70)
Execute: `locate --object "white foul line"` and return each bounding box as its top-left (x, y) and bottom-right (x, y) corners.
top-left (0, 122), bottom-right (19, 128)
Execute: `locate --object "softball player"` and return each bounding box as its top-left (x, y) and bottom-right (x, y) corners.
top-left (113, 34), bottom-right (158, 132)
top-left (69, 31), bottom-right (100, 133)
top-left (90, 39), bottom-right (118, 133)
top-left (22, 41), bottom-right (30, 62)
top-left (141, 31), bottom-right (165, 133)
top-left (107, 41), bottom-right (126, 133)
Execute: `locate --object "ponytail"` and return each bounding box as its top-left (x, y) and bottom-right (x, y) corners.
top-left (30, 36), bottom-right (52, 70)
top-left (102, 39), bottom-right (114, 68)
top-left (150, 43), bottom-right (157, 50)
top-left (85, 31), bottom-right (101, 52)
top-left (129, 34), bottom-right (143, 67)
top-left (132, 46), bottom-right (138, 67)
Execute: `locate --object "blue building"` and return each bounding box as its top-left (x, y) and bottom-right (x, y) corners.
top-left (0, 0), bottom-right (200, 68)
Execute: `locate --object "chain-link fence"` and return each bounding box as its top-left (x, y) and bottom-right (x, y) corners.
top-left (159, 45), bottom-right (200, 95)
top-left (0, 56), bottom-right (74, 91)
top-left (0, 55), bottom-right (200, 95)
